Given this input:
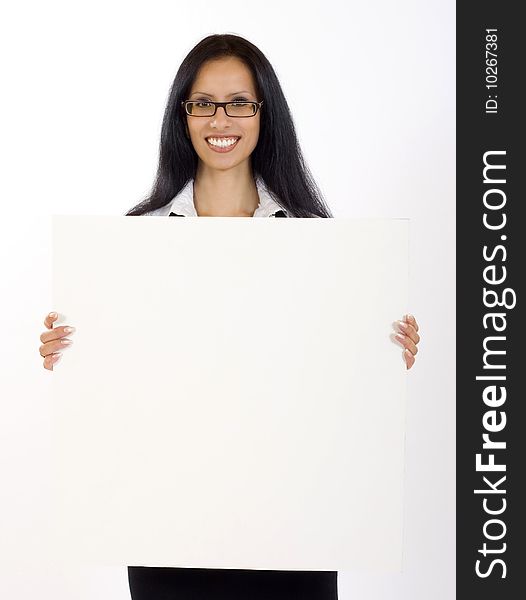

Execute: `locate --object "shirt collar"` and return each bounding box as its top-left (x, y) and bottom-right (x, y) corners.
top-left (166, 177), bottom-right (288, 218)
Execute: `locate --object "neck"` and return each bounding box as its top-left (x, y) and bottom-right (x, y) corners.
top-left (193, 162), bottom-right (260, 217)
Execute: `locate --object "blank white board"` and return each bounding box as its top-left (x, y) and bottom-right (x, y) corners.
top-left (51, 216), bottom-right (408, 572)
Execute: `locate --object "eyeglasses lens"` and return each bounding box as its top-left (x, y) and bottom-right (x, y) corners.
top-left (226, 103), bottom-right (256, 117)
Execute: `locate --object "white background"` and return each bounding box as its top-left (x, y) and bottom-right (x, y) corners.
top-left (0, 1), bottom-right (455, 598)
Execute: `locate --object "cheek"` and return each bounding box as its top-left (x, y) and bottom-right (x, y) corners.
top-left (186, 118), bottom-right (198, 140)
top-left (187, 121), bottom-right (206, 153)
top-left (246, 119), bottom-right (260, 149)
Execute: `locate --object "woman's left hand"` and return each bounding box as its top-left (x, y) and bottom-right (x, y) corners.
top-left (395, 314), bottom-right (420, 370)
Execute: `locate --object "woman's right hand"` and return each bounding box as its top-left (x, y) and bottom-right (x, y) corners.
top-left (39, 312), bottom-right (75, 371)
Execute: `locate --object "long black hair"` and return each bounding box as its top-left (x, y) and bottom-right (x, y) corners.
top-left (126, 34), bottom-right (332, 218)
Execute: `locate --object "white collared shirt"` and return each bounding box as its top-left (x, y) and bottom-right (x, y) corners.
top-left (145, 177), bottom-right (289, 218)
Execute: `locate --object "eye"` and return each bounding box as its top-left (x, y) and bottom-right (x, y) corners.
top-left (195, 101), bottom-right (213, 108)
top-left (232, 97), bottom-right (250, 103)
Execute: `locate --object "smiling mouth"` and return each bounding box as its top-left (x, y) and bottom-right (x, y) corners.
top-left (206, 136), bottom-right (240, 152)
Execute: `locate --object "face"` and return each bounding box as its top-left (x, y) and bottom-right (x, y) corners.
top-left (186, 56), bottom-right (261, 173)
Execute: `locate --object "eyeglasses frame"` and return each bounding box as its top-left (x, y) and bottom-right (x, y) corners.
top-left (181, 100), bottom-right (264, 118)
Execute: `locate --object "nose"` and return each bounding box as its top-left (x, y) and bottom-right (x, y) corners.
top-left (210, 106), bottom-right (231, 128)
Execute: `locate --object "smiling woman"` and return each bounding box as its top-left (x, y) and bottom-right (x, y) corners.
top-left (38, 31), bottom-right (421, 600)
top-left (185, 56), bottom-right (264, 216)
top-left (126, 33), bottom-right (333, 219)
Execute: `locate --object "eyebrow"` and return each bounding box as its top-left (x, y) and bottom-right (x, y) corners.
top-left (189, 90), bottom-right (254, 98)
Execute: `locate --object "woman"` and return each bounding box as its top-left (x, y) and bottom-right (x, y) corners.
top-left (39, 34), bottom-right (420, 600)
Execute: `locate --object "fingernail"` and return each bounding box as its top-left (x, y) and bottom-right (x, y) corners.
top-left (49, 312), bottom-right (58, 319)
top-left (398, 321), bottom-right (408, 330)
top-left (64, 327), bottom-right (76, 334)
top-left (395, 333), bottom-right (406, 341)
top-left (404, 349), bottom-right (413, 356)
top-left (61, 339), bottom-right (73, 346)
top-left (406, 314), bottom-right (414, 322)
top-left (52, 353), bottom-right (62, 363)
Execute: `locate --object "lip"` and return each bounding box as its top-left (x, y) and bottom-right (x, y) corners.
top-left (205, 136), bottom-right (240, 153)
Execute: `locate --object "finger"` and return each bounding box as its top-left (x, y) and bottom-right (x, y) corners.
top-left (394, 332), bottom-right (418, 356)
top-left (404, 349), bottom-right (415, 370)
top-left (43, 352), bottom-right (63, 371)
top-left (397, 320), bottom-right (420, 345)
top-left (40, 325), bottom-right (76, 344)
top-left (39, 338), bottom-right (73, 358)
top-left (44, 311), bottom-right (59, 330)
top-left (405, 313), bottom-right (419, 333)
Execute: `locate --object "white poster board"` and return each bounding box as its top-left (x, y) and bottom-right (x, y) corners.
top-left (51, 216), bottom-right (408, 572)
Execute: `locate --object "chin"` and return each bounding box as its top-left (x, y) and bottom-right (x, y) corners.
top-left (211, 161), bottom-right (245, 172)
top-left (199, 152), bottom-right (249, 172)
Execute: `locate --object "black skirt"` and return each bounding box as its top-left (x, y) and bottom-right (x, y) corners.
top-left (128, 566), bottom-right (338, 600)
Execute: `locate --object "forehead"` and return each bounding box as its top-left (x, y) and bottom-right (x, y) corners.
top-left (190, 57), bottom-right (257, 95)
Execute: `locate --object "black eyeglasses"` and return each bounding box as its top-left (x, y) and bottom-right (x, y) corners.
top-left (181, 100), bottom-right (263, 118)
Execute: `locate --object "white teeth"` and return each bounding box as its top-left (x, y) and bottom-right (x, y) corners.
top-left (207, 137), bottom-right (239, 148)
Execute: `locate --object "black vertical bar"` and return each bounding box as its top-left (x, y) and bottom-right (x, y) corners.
top-left (457, 2), bottom-right (524, 598)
